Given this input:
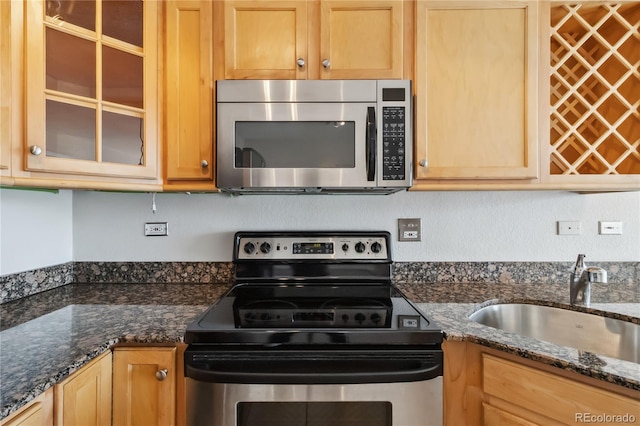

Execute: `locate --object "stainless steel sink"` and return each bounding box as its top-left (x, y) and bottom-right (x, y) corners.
top-left (469, 303), bottom-right (640, 363)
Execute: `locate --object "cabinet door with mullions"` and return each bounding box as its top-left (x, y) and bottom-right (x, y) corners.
top-left (25, 0), bottom-right (158, 179)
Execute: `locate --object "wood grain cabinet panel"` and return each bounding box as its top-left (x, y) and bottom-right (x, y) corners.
top-left (414, 0), bottom-right (539, 182)
top-left (55, 352), bottom-right (112, 426)
top-left (113, 347), bottom-right (177, 426)
top-left (0, 389), bottom-right (53, 426)
top-left (164, 0), bottom-right (215, 187)
top-left (219, 0), bottom-right (405, 80)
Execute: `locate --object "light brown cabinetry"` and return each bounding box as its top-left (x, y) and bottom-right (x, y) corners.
top-left (1, 352), bottom-right (111, 426)
top-left (112, 347), bottom-right (178, 426)
top-left (55, 351), bottom-right (112, 426)
top-left (542, 1), bottom-right (640, 189)
top-left (164, 0), bottom-right (215, 188)
top-left (218, 0), bottom-right (406, 80)
top-left (414, 0), bottom-right (540, 185)
top-left (0, 389), bottom-right (53, 426)
top-left (443, 341), bottom-right (640, 425)
top-left (2, 0), bottom-right (162, 190)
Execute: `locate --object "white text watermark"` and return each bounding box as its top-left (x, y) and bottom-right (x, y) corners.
top-left (576, 413), bottom-right (637, 423)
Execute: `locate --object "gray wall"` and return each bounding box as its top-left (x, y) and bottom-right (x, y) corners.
top-left (2, 188), bottom-right (638, 275)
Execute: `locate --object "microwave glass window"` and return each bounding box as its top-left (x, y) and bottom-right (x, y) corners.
top-left (235, 122), bottom-right (355, 168)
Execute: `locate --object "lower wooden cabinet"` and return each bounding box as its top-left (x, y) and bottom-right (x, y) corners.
top-left (0, 389), bottom-right (54, 426)
top-left (443, 341), bottom-right (640, 426)
top-left (55, 352), bottom-right (112, 426)
top-left (112, 346), bottom-right (178, 426)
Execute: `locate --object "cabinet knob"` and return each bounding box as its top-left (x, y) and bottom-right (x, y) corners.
top-left (201, 160), bottom-right (209, 168)
top-left (419, 159), bottom-right (428, 168)
top-left (296, 58), bottom-right (305, 68)
top-left (30, 145), bottom-right (43, 156)
top-left (155, 369), bottom-right (168, 381)
top-left (322, 59), bottom-right (330, 69)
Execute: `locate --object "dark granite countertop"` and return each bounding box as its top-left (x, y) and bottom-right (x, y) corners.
top-left (1, 281), bottom-right (639, 419)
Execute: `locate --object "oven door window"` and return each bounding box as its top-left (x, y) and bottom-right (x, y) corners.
top-left (237, 402), bottom-right (391, 426)
top-left (234, 121), bottom-right (355, 169)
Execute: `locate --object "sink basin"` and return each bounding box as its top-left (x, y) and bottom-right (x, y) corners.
top-left (469, 303), bottom-right (640, 363)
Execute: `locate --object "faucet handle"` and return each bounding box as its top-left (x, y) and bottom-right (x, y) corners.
top-left (586, 267), bottom-right (607, 284)
top-left (573, 254), bottom-right (586, 273)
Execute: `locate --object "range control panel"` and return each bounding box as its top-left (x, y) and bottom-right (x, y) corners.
top-left (234, 232), bottom-right (391, 261)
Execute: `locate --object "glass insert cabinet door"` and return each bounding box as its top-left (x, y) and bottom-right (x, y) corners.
top-left (25, 0), bottom-right (158, 179)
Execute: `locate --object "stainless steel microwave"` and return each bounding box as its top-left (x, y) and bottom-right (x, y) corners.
top-left (216, 80), bottom-right (412, 194)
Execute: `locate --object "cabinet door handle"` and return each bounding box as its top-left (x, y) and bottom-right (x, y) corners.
top-left (30, 145), bottom-right (43, 156)
top-left (419, 159), bottom-right (428, 168)
top-left (155, 369), bottom-right (168, 381)
top-left (322, 59), bottom-right (330, 69)
top-left (201, 160), bottom-right (209, 168)
top-left (296, 58), bottom-right (305, 68)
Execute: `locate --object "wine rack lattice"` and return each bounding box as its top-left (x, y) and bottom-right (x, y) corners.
top-left (550, 2), bottom-right (640, 175)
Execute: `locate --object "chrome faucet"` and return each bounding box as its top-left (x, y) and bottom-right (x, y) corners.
top-left (569, 254), bottom-right (608, 307)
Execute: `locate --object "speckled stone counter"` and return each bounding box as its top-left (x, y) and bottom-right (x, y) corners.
top-left (1, 279), bottom-right (638, 420)
top-left (396, 281), bottom-right (640, 393)
top-left (0, 283), bottom-right (232, 420)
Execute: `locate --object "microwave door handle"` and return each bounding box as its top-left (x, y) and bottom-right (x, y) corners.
top-left (366, 107), bottom-right (377, 182)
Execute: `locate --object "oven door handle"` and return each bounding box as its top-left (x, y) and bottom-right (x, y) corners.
top-left (185, 358), bottom-right (442, 384)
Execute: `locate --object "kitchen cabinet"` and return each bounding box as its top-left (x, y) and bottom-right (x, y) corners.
top-left (112, 347), bottom-right (177, 426)
top-left (541, 1), bottom-right (640, 190)
top-left (413, 0), bottom-right (540, 185)
top-left (217, 0), bottom-right (406, 80)
top-left (0, 352), bottom-right (111, 426)
top-left (164, 0), bottom-right (216, 188)
top-left (0, 0), bottom-right (16, 183)
top-left (0, 389), bottom-right (53, 426)
top-left (443, 341), bottom-right (640, 425)
top-left (54, 351), bottom-right (111, 426)
top-left (8, 0), bottom-right (162, 190)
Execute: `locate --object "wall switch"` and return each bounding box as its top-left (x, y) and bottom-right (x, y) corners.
top-left (557, 221), bottom-right (581, 235)
top-left (398, 218), bottom-right (421, 241)
top-left (599, 221), bottom-right (623, 235)
top-left (145, 222), bottom-right (169, 236)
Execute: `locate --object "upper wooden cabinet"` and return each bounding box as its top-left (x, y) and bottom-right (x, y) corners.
top-left (219, 0), bottom-right (406, 80)
top-left (164, 0), bottom-right (215, 188)
top-left (23, 0), bottom-right (159, 181)
top-left (414, 0), bottom-right (540, 183)
top-left (541, 1), bottom-right (640, 189)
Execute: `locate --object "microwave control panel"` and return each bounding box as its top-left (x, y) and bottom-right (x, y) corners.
top-left (382, 106), bottom-right (406, 181)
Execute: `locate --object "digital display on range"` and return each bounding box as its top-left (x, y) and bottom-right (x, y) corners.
top-left (292, 242), bottom-right (334, 254)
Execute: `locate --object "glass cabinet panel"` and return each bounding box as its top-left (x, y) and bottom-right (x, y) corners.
top-left (46, 28), bottom-right (96, 97)
top-left (45, 0), bottom-right (95, 31)
top-left (103, 0), bottom-right (143, 47)
top-left (27, 0), bottom-right (158, 179)
top-left (102, 46), bottom-right (143, 108)
top-left (46, 100), bottom-right (96, 161)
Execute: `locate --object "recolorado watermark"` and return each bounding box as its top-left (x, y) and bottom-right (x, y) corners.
top-left (576, 413), bottom-right (637, 423)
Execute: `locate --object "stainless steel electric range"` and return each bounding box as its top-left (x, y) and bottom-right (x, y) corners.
top-left (184, 231), bottom-right (443, 426)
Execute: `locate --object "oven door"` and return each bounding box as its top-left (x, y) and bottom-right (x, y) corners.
top-left (216, 102), bottom-right (377, 191)
top-left (185, 349), bottom-right (443, 426)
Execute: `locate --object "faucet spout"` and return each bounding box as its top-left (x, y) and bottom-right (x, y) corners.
top-left (569, 254), bottom-right (607, 307)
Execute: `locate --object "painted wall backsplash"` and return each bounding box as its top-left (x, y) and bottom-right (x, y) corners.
top-left (1, 188), bottom-right (639, 276)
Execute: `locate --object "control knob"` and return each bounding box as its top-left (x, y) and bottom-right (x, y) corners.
top-left (260, 242), bottom-right (272, 254)
top-left (354, 313), bottom-right (365, 323)
top-left (243, 242), bottom-right (255, 254)
top-left (342, 243), bottom-right (349, 252)
top-left (354, 242), bottom-right (366, 253)
top-left (371, 242), bottom-right (382, 253)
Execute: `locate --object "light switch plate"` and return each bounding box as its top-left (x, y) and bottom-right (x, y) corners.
top-left (398, 218), bottom-right (421, 241)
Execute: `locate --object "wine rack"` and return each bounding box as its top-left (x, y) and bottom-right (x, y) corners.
top-left (549, 2), bottom-right (639, 176)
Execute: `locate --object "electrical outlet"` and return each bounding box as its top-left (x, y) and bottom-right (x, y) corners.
top-left (145, 222), bottom-right (169, 236)
top-left (599, 221), bottom-right (623, 235)
top-left (557, 221), bottom-right (581, 235)
top-left (398, 218), bottom-right (421, 241)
